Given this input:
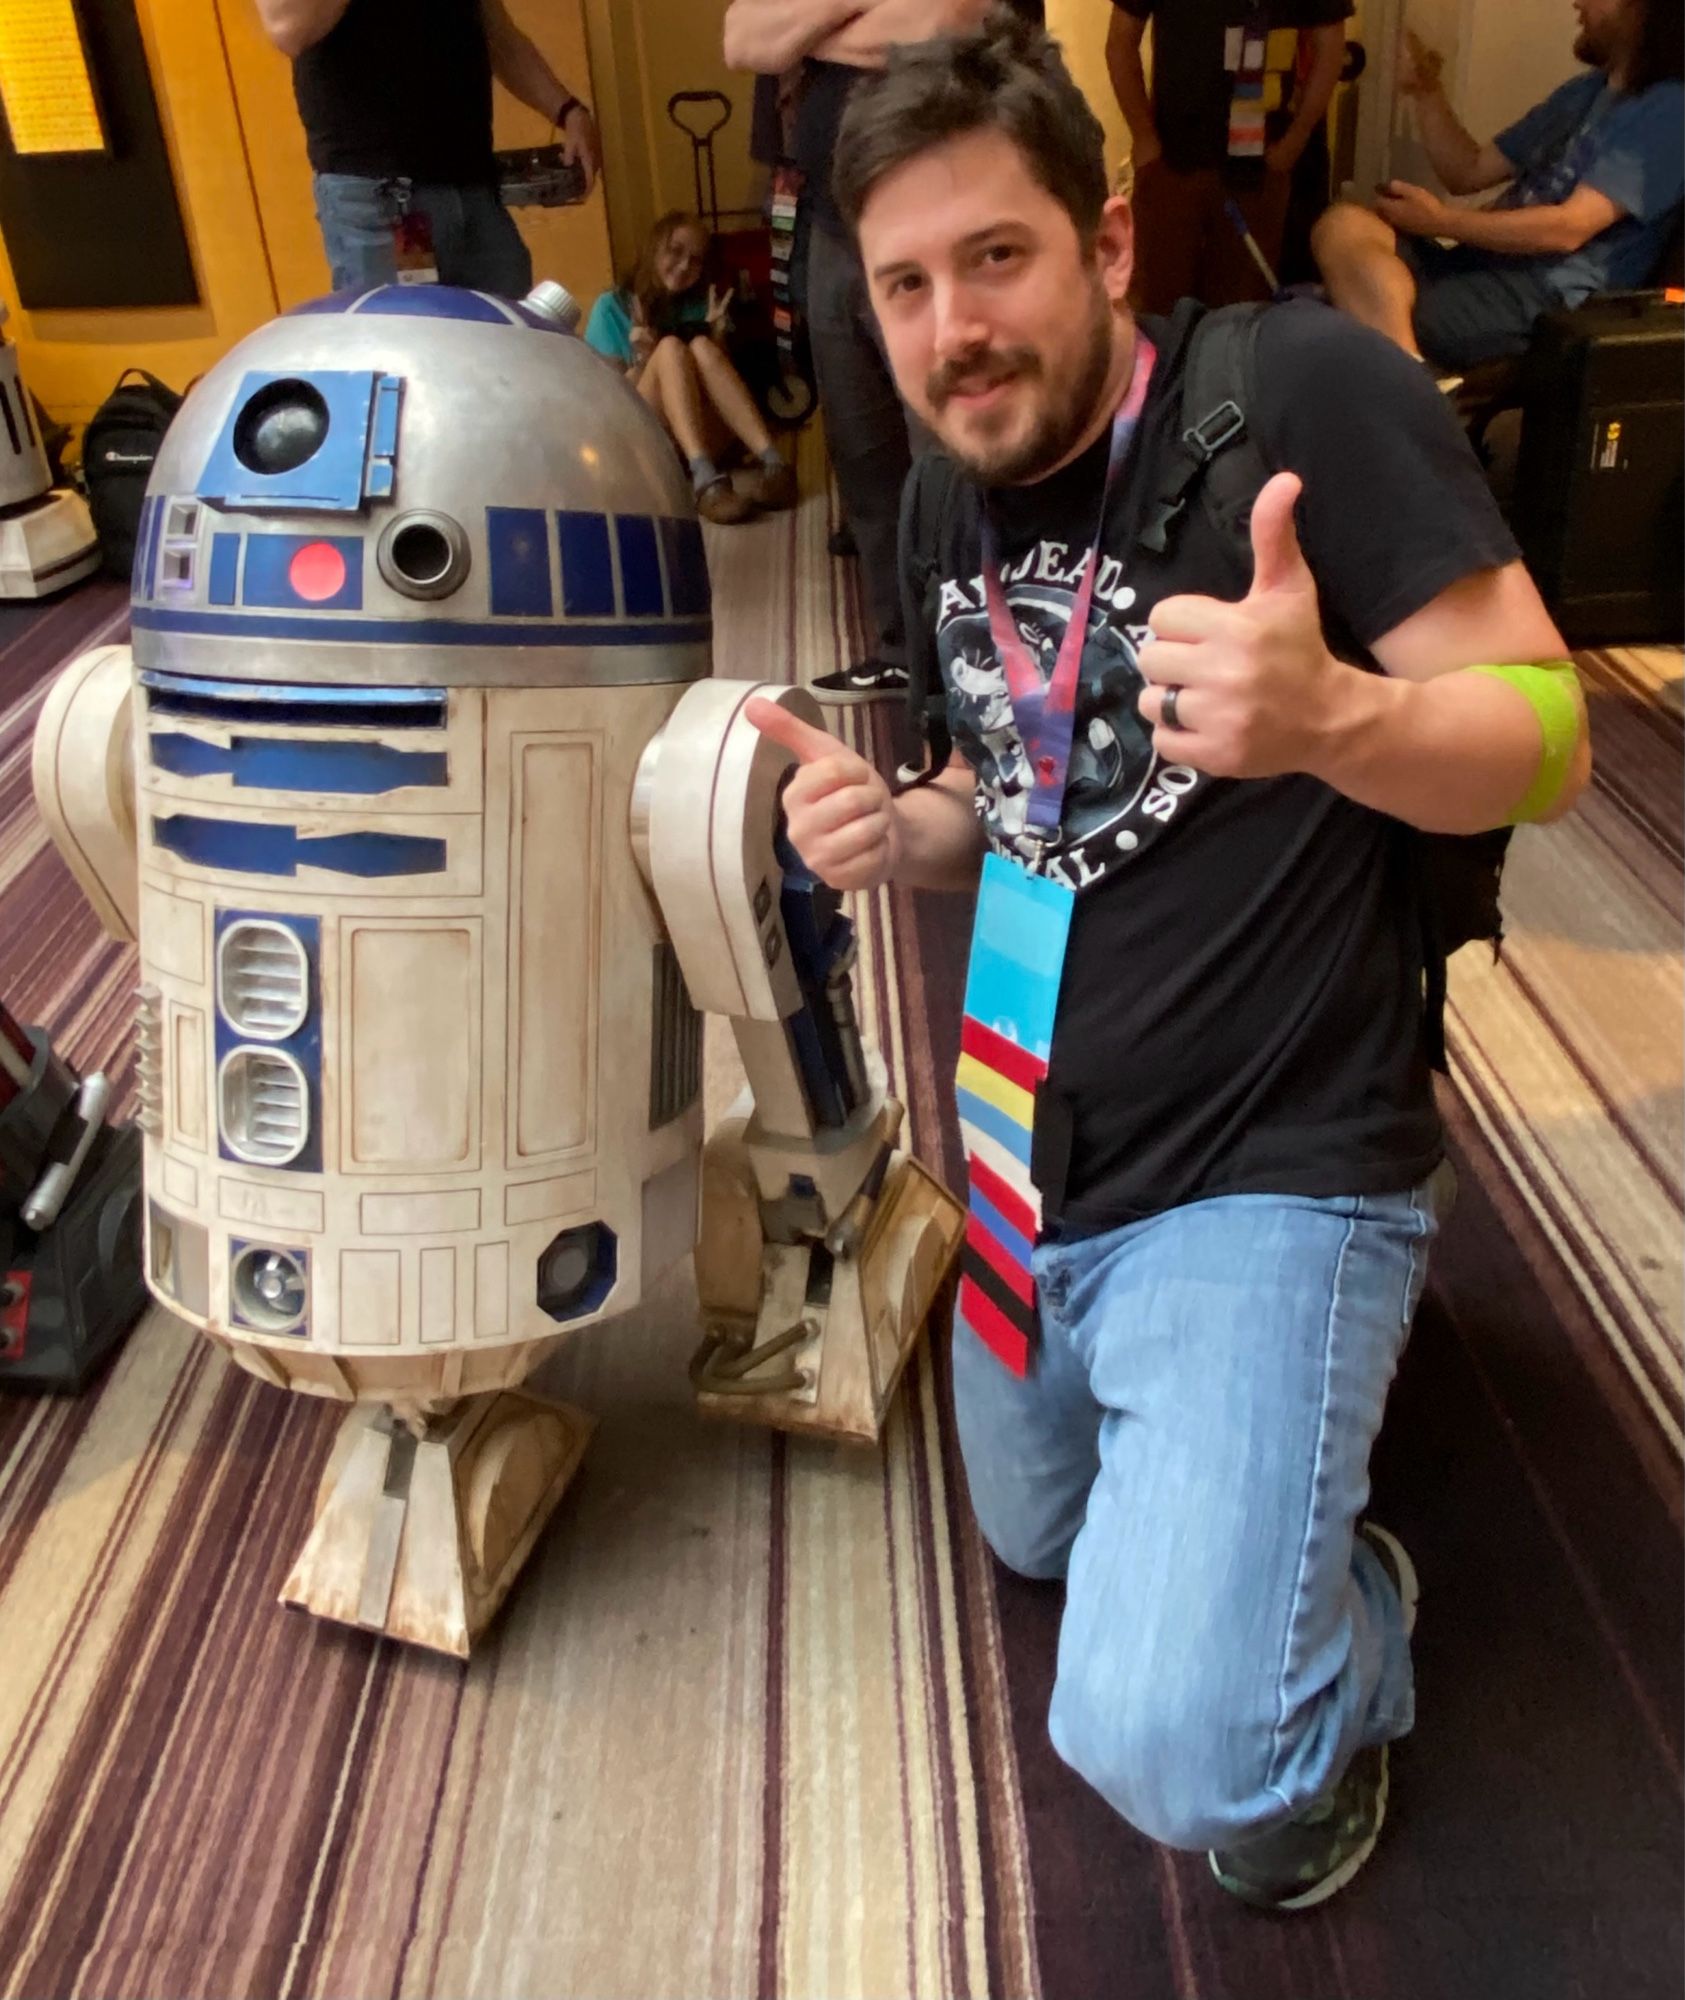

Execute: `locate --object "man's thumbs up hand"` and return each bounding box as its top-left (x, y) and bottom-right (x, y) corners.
top-left (745, 695), bottom-right (901, 891)
top-left (1136, 473), bottom-right (1343, 779)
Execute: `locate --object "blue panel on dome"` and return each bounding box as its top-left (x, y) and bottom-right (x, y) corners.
top-left (354, 286), bottom-right (511, 324)
top-left (488, 507), bottom-right (553, 616)
top-left (287, 291), bottom-right (366, 316)
top-left (198, 371), bottom-right (377, 514)
top-left (242, 534), bottom-right (363, 611)
top-left (659, 517), bottom-right (710, 618)
top-left (556, 511), bottom-right (615, 617)
top-left (616, 515), bottom-right (663, 617)
top-left (208, 533), bottom-right (240, 606)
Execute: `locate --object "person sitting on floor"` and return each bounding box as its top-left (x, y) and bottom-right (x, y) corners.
top-left (1311, 0), bottom-right (1683, 375)
top-left (583, 210), bottom-right (796, 525)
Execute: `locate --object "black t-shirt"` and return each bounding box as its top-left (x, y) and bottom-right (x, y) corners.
top-left (796, 0), bottom-right (1046, 237)
top-left (904, 300), bottom-right (1519, 1235)
top-left (294, 0), bottom-right (496, 183)
top-left (1114, 0), bottom-right (1352, 175)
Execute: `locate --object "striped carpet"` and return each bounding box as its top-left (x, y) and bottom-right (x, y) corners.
top-left (0, 438), bottom-right (1678, 1997)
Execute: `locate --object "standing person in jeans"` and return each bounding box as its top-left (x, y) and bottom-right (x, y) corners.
top-left (748, 9), bottom-right (1589, 1909)
top-left (724, 0), bottom-right (1040, 706)
top-left (256, 0), bottom-right (601, 297)
top-left (1108, 0), bottom-right (1348, 313)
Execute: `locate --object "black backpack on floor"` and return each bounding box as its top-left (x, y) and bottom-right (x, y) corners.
top-left (897, 301), bottom-right (1511, 1071)
top-left (81, 368), bottom-right (182, 579)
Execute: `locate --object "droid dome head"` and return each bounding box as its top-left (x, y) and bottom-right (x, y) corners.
top-left (130, 285), bottom-right (710, 689)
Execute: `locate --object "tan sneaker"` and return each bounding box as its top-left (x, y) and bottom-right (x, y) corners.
top-left (696, 476), bottom-right (755, 526)
top-left (742, 458), bottom-right (796, 511)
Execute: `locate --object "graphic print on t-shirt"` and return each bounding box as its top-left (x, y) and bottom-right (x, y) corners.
top-left (936, 548), bottom-right (1205, 893)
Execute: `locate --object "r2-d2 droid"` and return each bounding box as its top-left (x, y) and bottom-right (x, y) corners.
top-left (32, 281), bottom-right (963, 1655)
top-left (0, 304), bottom-right (99, 598)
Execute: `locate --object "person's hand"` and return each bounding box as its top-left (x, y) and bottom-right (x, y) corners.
top-left (1136, 473), bottom-right (1345, 778)
top-left (1130, 132), bottom-right (1163, 177)
top-left (745, 696), bottom-right (901, 891)
top-left (628, 300), bottom-right (656, 366)
top-left (705, 283), bottom-right (735, 340)
top-left (1374, 177), bottom-right (1448, 237)
top-left (1264, 129), bottom-right (1308, 176)
top-left (1396, 27), bottom-right (1444, 98)
top-left (559, 101), bottom-right (601, 193)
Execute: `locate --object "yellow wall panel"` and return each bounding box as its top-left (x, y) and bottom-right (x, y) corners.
top-left (0, 0), bottom-right (612, 429)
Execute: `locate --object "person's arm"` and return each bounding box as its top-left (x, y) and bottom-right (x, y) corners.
top-left (1396, 33), bottom-right (1513, 194)
top-left (479, 0), bottom-right (601, 188)
top-left (1265, 21), bottom-right (1345, 176)
top-left (1106, 9), bottom-right (1159, 169)
top-left (811, 0), bottom-right (991, 68)
top-left (252, 0), bottom-right (353, 58)
top-left (722, 0), bottom-right (862, 74)
top-left (1375, 178), bottom-right (1623, 254)
top-left (745, 700), bottom-right (985, 892)
top-left (1138, 473), bottom-right (1588, 833)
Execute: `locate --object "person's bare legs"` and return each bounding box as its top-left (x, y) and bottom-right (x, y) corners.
top-left (638, 335), bottom-right (714, 458)
top-left (690, 335), bottom-right (795, 509)
top-left (1311, 203), bottom-right (1425, 359)
top-left (689, 336), bottom-right (775, 455)
top-left (638, 335), bottom-right (755, 522)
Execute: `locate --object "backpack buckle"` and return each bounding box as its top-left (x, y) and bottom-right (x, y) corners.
top-left (1183, 400), bottom-right (1246, 461)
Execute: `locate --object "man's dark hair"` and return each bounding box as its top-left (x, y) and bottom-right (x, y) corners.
top-left (832, 8), bottom-right (1110, 246)
top-left (1627, 0), bottom-right (1683, 92)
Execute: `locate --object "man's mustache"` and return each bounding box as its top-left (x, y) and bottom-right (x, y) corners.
top-left (927, 346), bottom-right (1042, 408)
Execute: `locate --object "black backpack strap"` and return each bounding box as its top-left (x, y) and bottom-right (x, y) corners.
top-left (1138, 301), bottom-right (1271, 559)
top-left (895, 447), bottom-right (960, 791)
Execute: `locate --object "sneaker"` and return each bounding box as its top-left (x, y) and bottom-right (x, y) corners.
top-left (696, 477), bottom-right (755, 526)
top-left (809, 658), bottom-right (910, 706)
top-left (1209, 1521), bottom-right (1418, 1913)
top-left (827, 522), bottom-right (858, 558)
top-left (1210, 1743), bottom-right (1392, 1913)
top-left (1360, 1520), bottom-right (1420, 1638)
top-left (743, 458), bottom-right (796, 511)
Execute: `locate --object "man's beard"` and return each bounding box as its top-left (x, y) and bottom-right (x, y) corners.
top-left (1573, 23), bottom-right (1613, 66)
top-left (926, 283), bottom-right (1117, 486)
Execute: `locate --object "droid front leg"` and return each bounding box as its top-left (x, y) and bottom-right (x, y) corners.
top-left (638, 681), bottom-right (965, 1442)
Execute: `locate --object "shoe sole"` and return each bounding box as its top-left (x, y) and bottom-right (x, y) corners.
top-left (1209, 1747), bottom-right (1390, 1913)
top-left (1361, 1522), bottom-right (1420, 1640)
top-left (810, 683), bottom-right (907, 707)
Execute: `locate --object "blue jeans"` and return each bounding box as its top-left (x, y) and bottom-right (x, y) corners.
top-left (311, 173), bottom-right (533, 298)
top-left (954, 1166), bottom-right (1450, 1852)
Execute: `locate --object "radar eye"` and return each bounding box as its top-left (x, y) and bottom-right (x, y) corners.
top-left (377, 510), bottom-right (471, 600)
top-left (233, 379), bottom-right (331, 475)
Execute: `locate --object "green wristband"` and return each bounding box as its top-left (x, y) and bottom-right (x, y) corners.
top-left (1466, 660), bottom-right (1582, 823)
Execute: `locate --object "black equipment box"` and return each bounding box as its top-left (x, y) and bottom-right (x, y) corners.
top-left (1514, 292), bottom-right (1683, 646)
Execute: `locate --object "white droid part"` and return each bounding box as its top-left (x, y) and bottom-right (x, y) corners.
top-left (0, 320), bottom-right (99, 599)
top-left (34, 282), bottom-right (963, 1655)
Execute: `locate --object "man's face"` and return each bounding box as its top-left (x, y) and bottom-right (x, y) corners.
top-left (1572, 0), bottom-right (1633, 68)
top-left (858, 129), bottom-right (1134, 486)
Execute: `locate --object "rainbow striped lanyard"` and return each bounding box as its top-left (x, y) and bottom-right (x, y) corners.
top-left (976, 336), bottom-right (1156, 844)
top-left (956, 341), bottom-right (1157, 1373)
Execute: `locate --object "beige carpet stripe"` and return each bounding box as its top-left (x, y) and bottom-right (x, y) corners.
top-left (1445, 697), bottom-right (1685, 1455)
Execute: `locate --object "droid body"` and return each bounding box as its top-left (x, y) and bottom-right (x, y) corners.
top-left (0, 306), bottom-right (99, 598)
top-left (35, 285), bottom-right (963, 1653)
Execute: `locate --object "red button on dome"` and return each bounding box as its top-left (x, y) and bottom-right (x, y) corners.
top-left (289, 541), bottom-right (347, 601)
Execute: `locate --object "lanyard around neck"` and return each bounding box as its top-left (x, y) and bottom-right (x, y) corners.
top-left (976, 335), bottom-right (1157, 843)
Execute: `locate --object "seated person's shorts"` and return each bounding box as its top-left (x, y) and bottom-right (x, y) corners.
top-left (1398, 237), bottom-right (1562, 371)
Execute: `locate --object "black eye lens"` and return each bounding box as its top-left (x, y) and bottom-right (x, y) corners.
top-left (233, 379), bottom-right (330, 475)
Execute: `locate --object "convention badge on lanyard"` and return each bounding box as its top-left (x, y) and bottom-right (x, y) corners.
top-left (956, 340), bottom-right (1156, 1375)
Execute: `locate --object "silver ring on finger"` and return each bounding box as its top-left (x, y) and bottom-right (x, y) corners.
top-left (1161, 683), bottom-right (1186, 731)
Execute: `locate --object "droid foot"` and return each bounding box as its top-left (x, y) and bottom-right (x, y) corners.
top-left (692, 1152), bottom-right (964, 1443)
top-left (280, 1389), bottom-right (593, 1655)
